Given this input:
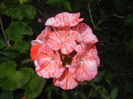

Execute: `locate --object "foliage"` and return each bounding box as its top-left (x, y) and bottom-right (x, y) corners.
top-left (0, 61), bottom-right (31, 91)
top-left (46, 0), bottom-right (72, 11)
top-left (0, 0), bottom-right (133, 99)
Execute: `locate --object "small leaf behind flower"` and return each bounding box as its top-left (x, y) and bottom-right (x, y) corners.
top-left (5, 22), bottom-right (33, 41)
top-left (0, 61), bottom-right (31, 91)
top-left (111, 87), bottom-right (118, 99)
top-left (23, 69), bottom-right (46, 99)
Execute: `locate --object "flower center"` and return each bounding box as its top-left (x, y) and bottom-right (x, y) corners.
top-left (60, 51), bottom-right (77, 66)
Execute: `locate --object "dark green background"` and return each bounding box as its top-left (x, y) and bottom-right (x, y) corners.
top-left (0, 0), bottom-right (133, 99)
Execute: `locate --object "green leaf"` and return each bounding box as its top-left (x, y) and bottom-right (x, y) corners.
top-left (61, 91), bottom-right (69, 99)
top-left (124, 16), bottom-right (133, 27)
top-left (129, 96), bottom-right (133, 99)
top-left (111, 88), bottom-right (118, 99)
top-left (0, 39), bottom-right (6, 48)
top-left (0, 70), bottom-right (31, 91)
top-left (4, 8), bottom-right (23, 20)
top-left (0, 61), bottom-right (31, 91)
top-left (24, 71), bottom-right (46, 99)
top-left (19, 0), bottom-right (29, 4)
top-left (2, 0), bottom-right (20, 4)
top-left (105, 71), bottom-right (113, 86)
top-left (0, 50), bottom-right (20, 62)
top-left (124, 16), bottom-right (133, 34)
top-left (46, 0), bottom-right (62, 5)
top-left (22, 5), bottom-right (36, 20)
top-left (20, 67), bottom-right (35, 74)
top-left (5, 22), bottom-right (33, 41)
top-left (78, 92), bottom-right (87, 99)
top-left (46, 0), bottom-right (72, 11)
top-left (0, 3), bottom-right (8, 14)
top-left (0, 61), bottom-right (16, 78)
top-left (0, 51), bottom-right (20, 60)
top-left (14, 41), bottom-right (30, 53)
top-left (79, 82), bottom-right (88, 85)
top-left (89, 88), bottom-right (97, 97)
top-left (126, 39), bottom-right (133, 52)
top-left (1, 4), bottom-right (36, 20)
top-left (93, 71), bottom-right (105, 82)
top-left (44, 85), bottom-right (58, 92)
top-left (0, 91), bottom-right (14, 99)
top-left (125, 82), bottom-right (133, 94)
top-left (99, 87), bottom-right (110, 99)
top-left (62, 1), bottom-right (72, 11)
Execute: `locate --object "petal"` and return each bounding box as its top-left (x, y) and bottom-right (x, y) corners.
top-left (30, 44), bottom-right (40, 60)
top-left (87, 45), bottom-right (100, 65)
top-left (71, 44), bottom-right (100, 82)
top-left (59, 29), bottom-right (77, 54)
top-left (35, 44), bottom-right (65, 78)
top-left (74, 43), bottom-right (86, 54)
top-left (53, 68), bottom-right (78, 90)
top-left (36, 61), bottom-right (65, 78)
top-left (74, 23), bottom-right (98, 44)
top-left (31, 27), bottom-right (51, 45)
top-left (37, 44), bottom-right (61, 66)
top-left (67, 30), bottom-right (78, 40)
top-left (38, 44), bottom-right (54, 57)
top-left (73, 55), bottom-right (98, 82)
top-left (87, 44), bottom-right (98, 56)
top-left (45, 12), bottom-right (84, 27)
top-left (61, 40), bottom-right (76, 54)
top-left (47, 31), bottom-right (61, 50)
top-left (47, 39), bottom-right (61, 50)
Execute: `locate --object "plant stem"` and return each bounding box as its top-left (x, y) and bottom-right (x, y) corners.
top-left (37, 9), bottom-right (47, 17)
top-left (0, 16), bottom-right (10, 47)
top-left (88, 4), bottom-right (96, 29)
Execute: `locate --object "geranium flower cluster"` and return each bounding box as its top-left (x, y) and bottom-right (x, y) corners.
top-left (30, 12), bottom-right (100, 90)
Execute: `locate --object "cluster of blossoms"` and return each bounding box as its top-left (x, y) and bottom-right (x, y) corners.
top-left (30, 12), bottom-right (100, 90)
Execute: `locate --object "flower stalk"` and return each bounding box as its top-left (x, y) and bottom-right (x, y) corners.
top-left (0, 16), bottom-right (10, 47)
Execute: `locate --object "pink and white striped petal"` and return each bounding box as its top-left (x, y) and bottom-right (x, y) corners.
top-left (35, 44), bottom-right (65, 78)
top-left (72, 56), bottom-right (98, 82)
top-left (31, 27), bottom-right (51, 45)
top-left (45, 12), bottom-right (84, 27)
top-left (47, 39), bottom-right (61, 50)
top-left (71, 44), bottom-right (100, 82)
top-left (74, 23), bottom-right (98, 44)
top-left (53, 67), bottom-right (78, 90)
top-left (61, 40), bottom-right (76, 55)
top-left (36, 61), bottom-right (65, 79)
top-left (46, 28), bottom-right (78, 54)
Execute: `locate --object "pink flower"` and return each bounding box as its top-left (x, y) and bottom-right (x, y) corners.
top-left (35, 44), bottom-right (65, 78)
top-left (53, 66), bottom-right (78, 90)
top-left (45, 12), bottom-right (84, 27)
top-left (71, 45), bottom-right (100, 82)
top-left (31, 27), bottom-right (51, 45)
top-left (30, 44), bottom-right (40, 60)
top-left (30, 12), bottom-right (100, 90)
top-left (47, 27), bottom-right (78, 54)
top-left (73, 23), bottom-right (98, 44)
